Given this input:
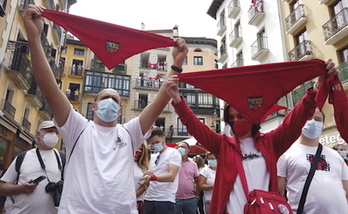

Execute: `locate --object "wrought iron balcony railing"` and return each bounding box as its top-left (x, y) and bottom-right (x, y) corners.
top-left (288, 40), bottom-right (312, 61)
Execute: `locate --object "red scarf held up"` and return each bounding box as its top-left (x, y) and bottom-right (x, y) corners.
top-left (178, 59), bottom-right (327, 124)
top-left (42, 10), bottom-right (176, 69)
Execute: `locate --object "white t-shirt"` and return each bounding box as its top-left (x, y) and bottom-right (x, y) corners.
top-left (55, 108), bottom-right (149, 214)
top-left (134, 162), bottom-right (146, 201)
top-left (199, 166), bottom-right (216, 202)
top-left (1, 149), bottom-right (61, 214)
top-left (144, 147), bottom-right (181, 203)
top-left (277, 142), bottom-right (348, 214)
top-left (226, 137), bottom-right (269, 214)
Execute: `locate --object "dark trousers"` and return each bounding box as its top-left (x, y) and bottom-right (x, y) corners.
top-left (144, 200), bottom-right (176, 214)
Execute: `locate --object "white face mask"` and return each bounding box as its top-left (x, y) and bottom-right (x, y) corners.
top-left (302, 119), bottom-right (323, 139)
top-left (42, 132), bottom-right (58, 148)
top-left (339, 151), bottom-right (346, 158)
top-left (178, 148), bottom-right (186, 156)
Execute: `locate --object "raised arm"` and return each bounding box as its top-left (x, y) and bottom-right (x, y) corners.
top-left (139, 38), bottom-right (188, 135)
top-left (23, 5), bottom-right (71, 127)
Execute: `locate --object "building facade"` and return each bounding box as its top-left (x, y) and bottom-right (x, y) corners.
top-left (279, 0), bottom-right (348, 147)
top-left (207, 0), bottom-right (290, 132)
top-left (0, 0), bottom-right (76, 170)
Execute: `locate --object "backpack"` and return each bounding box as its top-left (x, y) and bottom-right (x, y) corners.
top-left (15, 150), bottom-right (66, 183)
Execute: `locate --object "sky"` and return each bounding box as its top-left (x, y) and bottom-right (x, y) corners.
top-left (69, 0), bottom-right (218, 39)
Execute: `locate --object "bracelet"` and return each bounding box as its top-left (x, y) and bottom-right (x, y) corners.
top-left (171, 65), bottom-right (183, 73)
top-left (150, 174), bottom-right (157, 181)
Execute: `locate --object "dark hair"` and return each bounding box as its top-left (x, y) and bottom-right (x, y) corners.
top-left (149, 127), bottom-right (165, 138)
top-left (223, 104), bottom-right (261, 136)
top-left (179, 141), bottom-right (190, 149)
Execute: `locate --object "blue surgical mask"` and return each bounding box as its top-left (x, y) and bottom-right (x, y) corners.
top-left (208, 159), bottom-right (217, 167)
top-left (178, 148), bottom-right (186, 156)
top-left (96, 98), bottom-right (120, 122)
top-left (339, 151), bottom-right (346, 159)
top-left (302, 119), bottom-right (323, 139)
top-left (153, 143), bottom-right (163, 152)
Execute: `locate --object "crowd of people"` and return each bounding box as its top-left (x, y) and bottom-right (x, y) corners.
top-left (1, 4), bottom-right (348, 214)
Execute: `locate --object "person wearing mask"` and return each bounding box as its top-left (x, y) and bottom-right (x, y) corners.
top-left (164, 59), bottom-right (338, 213)
top-left (134, 143), bottom-right (150, 214)
top-left (175, 142), bottom-right (200, 214)
top-left (277, 108), bottom-right (348, 213)
top-left (139, 128), bottom-right (181, 214)
top-left (198, 153), bottom-right (217, 214)
top-left (22, 5), bottom-right (187, 213)
top-left (0, 121), bottom-right (63, 214)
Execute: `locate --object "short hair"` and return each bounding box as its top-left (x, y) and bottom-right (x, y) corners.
top-left (149, 127), bottom-right (165, 138)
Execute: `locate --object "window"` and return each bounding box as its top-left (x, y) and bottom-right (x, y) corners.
top-left (74, 48), bottom-right (85, 55)
top-left (198, 93), bottom-right (213, 108)
top-left (84, 71), bottom-right (130, 97)
top-left (194, 56), bottom-right (203, 65)
top-left (86, 103), bottom-right (94, 121)
top-left (236, 51), bottom-right (243, 67)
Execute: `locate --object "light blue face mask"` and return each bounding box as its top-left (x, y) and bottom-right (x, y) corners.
top-left (302, 119), bottom-right (323, 139)
top-left (153, 142), bottom-right (164, 152)
top-left (178, 148), bottom-right (186, 156)
top-left (208, 159), bottom-right (217, 167)
top-left (96, 98), bottom-right (120, 122)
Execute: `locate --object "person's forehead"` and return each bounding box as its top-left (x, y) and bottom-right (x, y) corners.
top-left (313, 109), bottom-right (323, 118)
top-left (97, 89), bottom-right (120, 100)
top-left (149, 135), bottom-right (163, 143)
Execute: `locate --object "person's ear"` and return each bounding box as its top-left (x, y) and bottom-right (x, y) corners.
top-left (91, 102), bottom-right (98, 111)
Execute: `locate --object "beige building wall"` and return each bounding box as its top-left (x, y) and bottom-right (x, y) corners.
top-left (279, 0), bottom-right (348, 147)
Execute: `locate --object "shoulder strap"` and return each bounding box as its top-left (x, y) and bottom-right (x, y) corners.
top-left (15, 151), bottom-right (27, 184)
top-left (58, 150), bottom-right (66, 168)
top-left (68, 126), bottom-right (87, 162)
top-left (297, 143), bottom-right (323, 214)
top-left (234, 152), bottom-right (249, 198)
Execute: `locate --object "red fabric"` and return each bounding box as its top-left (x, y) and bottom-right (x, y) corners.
top-left (42, 10), bottom-right (175, 69)
top-left (178, 59), bottom-right (326, 124)
top-left (321, 75), bottom-right (348, 141)
top-left (172, 89), bottom-right (317, 214)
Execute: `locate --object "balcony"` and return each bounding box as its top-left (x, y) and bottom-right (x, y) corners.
top-left (229, 27), bottom-right (242, 48)
top-left (6, 41), bottom-right (33, 90)
top-left (3, 100), bottom-right (16, 118)
top-left (217, 18), bottom-right (227, 36)
top-left (286, 4), bottom-right (307, 35)
top-left (133, 100), bottom-right (171, 112)
top-left (228, 0), bottom-right (240, 19)
top-left (292, 81), bottom-right (314, 105)
top-left (338, 62), bottom-right (348, 84)
top-left (248, 1), bottom-right (265, 26)
top-left (136, 77), bottom-right (165, 89)
top-left (288, 40), bottom-right (313, 61)
top-left (53, 23), bottom-right (62, 43)
top-left (218, 45), bottom-right (228, 63)
top-left (39, 102), bottom-right (53, 121)
top-left (84, 70), bottom-right (130, 97)
top-left (251, 36), bottom-right (269, 61)
top-left (323, 8), bottom-right (348, 45)
top-left (231, 59), bottom-right (244, 67)
top-left (25, 82), bottom-right (44, 108)
top-left (318, 0), bottom-right (336, 5)
top-left (22, 117), bottom-right (31, 132)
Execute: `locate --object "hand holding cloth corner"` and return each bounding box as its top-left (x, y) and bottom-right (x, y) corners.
top-left (42, 9), bottom-right (176, 69)
top-left (178, 59), bottom-right (327, 124)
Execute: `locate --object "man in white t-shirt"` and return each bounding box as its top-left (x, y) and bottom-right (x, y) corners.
top-left (23, 5), bottom-right (188, 214)
top-left (139, 128), bottom-right (181, 214)
top-left (277, 108), bottom-right (348, 214)
top-left (0, 121), bottom-right (62, 214)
